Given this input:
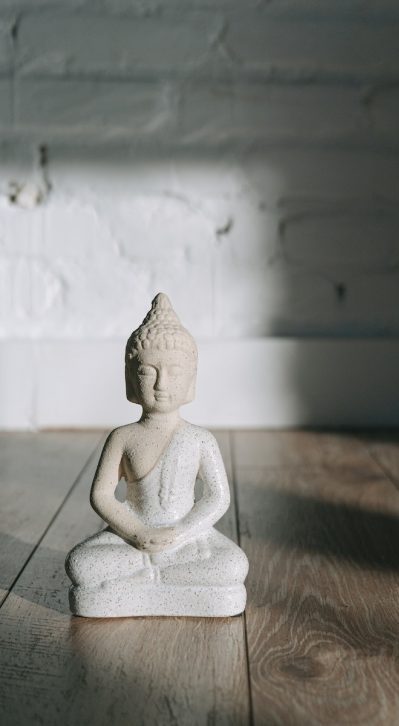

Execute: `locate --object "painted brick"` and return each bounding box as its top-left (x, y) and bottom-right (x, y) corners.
top-left (213, 199), bottom-right (280, 266)
top-left (343, 273), bottom-right (399, 335)
top-left (16, 10), bottom-right (399, 83)
top-left (1, 2), bottom-right (399, 349)
top-left (2, 139), bottom-right (398, 340)
top-left (281, 211), bottom-right (399, 272)
top-left (214, 262), bottom-right (341, 337)
top-left (0, 197), bottom-right (43, 256)
top-left (48, 145), bottom-right (244, 200)
top-left (17, 12), bottom-right (222, 76)
top-left (0, 19), bottom-right (13, 73)
top-left (0, 0), bottom-right (398, 429)
top-left (0, 143), bottom-right (38, 199)
top-left (215, 261), bottom-right (399, 337)
top-left (0, 78), bottom-right (12, 128)
top-left (225, 15), bottom-right (399, 80)
top-left (241, 148), bottom-right (399, 205)
top-left (15, 78), bottom-right (176, 134)
top-left (0, 255), bottom-right (64, 337)
top-left (1, 186), bottom-right (216, 338)
top-left (7, 0), bottom-right (399, 19)
top-left (0, 0), bottom-right (83, 8)
top-left (252, 0), bottom-right (399, 20)
top-left (370, 85), bottom-right (399, 138)
top-left (180, 83), bottom-right (365, 143)
top-left (49, 145), bottom-right (397, 211)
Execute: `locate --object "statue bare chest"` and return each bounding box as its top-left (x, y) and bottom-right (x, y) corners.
top-left (120, 428), bottom-right (176, 482)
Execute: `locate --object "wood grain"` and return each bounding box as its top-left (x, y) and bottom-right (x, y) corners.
top-left (0, 432), bottom-right (101, 606)
top-left (234, 430), bottom-right (399, 725)
top-left (0, 431), bottom-right (249, 726)
top-left (6, 428), bottom-right (397, 725)
top-left (358, 431), bottom-right (399, 490)
top-left (232, 429), bottom-right (385, 473)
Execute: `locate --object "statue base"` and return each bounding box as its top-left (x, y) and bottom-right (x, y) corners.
top-left (69, 582), bottom-right (247, 618)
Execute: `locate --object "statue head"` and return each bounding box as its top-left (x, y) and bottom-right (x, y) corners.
top-left (125, 293), bottom-right (198, 413)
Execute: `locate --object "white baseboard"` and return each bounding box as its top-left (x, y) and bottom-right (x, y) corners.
top-left (1, 338), bottom-right (398, 430)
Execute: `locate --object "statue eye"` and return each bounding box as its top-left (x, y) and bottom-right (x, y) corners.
top-left (137, 366), bottom-right (156, 376)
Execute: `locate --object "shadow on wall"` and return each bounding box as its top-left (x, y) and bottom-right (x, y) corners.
top-left (1, 2), bottom-right (399, 427)
top-left (1, 143), bottom-right (399, 428)
top-left (2, 144), bottom-right (399, 338)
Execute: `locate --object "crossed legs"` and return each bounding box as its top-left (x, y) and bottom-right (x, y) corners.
top-left (66, 527), bottom-right (248, 588)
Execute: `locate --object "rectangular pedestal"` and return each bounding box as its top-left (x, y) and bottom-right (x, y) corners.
top-left (69, 583), bottom-right (247, 618)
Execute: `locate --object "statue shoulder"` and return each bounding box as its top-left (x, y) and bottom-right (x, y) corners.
top-left (181, 422), bottom-right (219, 451)
top-left (104, 423), bottom-right (137, 449)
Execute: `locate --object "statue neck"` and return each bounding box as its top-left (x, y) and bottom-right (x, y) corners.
top-left (139, 410), bottom-right (182, 430)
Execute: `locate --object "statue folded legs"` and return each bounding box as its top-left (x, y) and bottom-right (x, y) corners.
top-left (65, 293), bottom-right (248, 617)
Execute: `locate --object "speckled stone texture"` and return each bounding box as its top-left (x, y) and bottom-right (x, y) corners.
top-left (70, 584), bottom-right (247, 618)
top-left (65, 293), bottom-right (248, 617)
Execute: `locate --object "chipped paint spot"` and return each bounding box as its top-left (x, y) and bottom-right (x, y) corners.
top-left (334, 282), bottom-right (347, 301)
top-left (216, 217), bottom-right (233, 238)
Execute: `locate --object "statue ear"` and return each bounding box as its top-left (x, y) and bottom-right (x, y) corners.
top-left (183, 371), bottom-right (196, 404)
top-left (125, 364), bottom-right (140, 404)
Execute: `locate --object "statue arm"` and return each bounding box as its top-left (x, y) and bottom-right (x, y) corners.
top-left (90, 429), bottom-right (146, 545)
top-left (177, 432), bottom-right (231, 537)
top-left (140, 432), bottom-right (230, 553)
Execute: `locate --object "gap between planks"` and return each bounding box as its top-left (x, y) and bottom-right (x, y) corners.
top-left (0, 430), bottom-right (250, 726)
top-left (0, 431), bottom-right (103, 608)
top-left (233, 428), bottom-right (399, 726)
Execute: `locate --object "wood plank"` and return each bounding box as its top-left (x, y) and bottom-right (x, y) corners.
top-left (0, 432), bottom-right (101, 606)
top-left (0, 431), bottom-right (250, 726)
top-left (214, 431), bottom-right (239, 541)
top-left (232, 429), bottom-right (384, 473)
top-left (357, 431), bottom-right (399, 489)
top-left (234, 430), bottom-right (399, 726)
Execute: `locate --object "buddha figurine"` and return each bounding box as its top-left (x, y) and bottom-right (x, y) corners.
top-left (65, 293), bottom-right (248, 617)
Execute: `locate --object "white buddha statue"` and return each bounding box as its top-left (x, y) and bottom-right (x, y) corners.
top-left (66, 293), bottom-right (248, 617)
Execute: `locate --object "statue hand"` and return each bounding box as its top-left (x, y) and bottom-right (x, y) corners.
top-left (132, 525), bottom-right (186, 553)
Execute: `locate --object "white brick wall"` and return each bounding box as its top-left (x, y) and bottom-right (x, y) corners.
top-left (180, 84), bottom-right (367, 144)
top-left (17, 12), bottom-right (222, 75)
top-left (0, 79), bottom-right (12, 127)
top-left (0, 1), bottom-right (398, 426)
top-left (16, 78), bottom-right (176, 134)
top-left (224, 15), bottom-right (399, 80)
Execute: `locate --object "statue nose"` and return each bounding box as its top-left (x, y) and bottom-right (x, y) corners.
top-left (155, 370), bottom-right (167, 390)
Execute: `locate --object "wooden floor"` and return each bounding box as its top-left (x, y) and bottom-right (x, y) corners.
top-left (1, 430), bottom-right (399, 726)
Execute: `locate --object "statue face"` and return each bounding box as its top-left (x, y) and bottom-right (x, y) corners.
top-left (131, 348), bottom-right (196, 413)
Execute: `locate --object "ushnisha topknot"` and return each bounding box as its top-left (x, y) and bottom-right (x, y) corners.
top-left (125, 293), bottom-right (198, 362)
